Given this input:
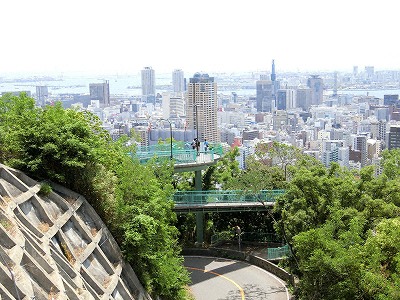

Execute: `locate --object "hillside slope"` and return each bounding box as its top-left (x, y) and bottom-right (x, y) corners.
top-left (0, 163), bottom-right (152, 300)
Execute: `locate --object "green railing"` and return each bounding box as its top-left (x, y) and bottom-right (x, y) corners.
top-left (136, 142), bottom-right (223, 154)
top-left (267, 245), bottom-right (290, 259)
top-left (173, 190), bottom-right (285, 205)
top-left (240, 232), bottom-right (282, 243)
top-left (210, 231), bottom-right (282, 245)
top-left (133, 142), bottom-right (224, 163)
top-left (135, 149), bottom-right (198, 163)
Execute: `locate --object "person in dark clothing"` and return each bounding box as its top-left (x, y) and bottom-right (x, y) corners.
top-left (191, 138), bottom-right (197, 150)
top-left (195, 138), bottom-right (200, 154)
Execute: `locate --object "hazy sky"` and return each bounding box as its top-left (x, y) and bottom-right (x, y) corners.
top-left (1, 0), bottom-right (398, 75)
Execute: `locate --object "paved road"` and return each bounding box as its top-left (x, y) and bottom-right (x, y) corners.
top-left (184, 256), bottom-right (290, 300)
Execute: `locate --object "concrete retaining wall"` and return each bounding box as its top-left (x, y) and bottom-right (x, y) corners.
top-left (182, 247), bottom-right (296, 287)
top-left (0, 163), bottom-right (152, 300)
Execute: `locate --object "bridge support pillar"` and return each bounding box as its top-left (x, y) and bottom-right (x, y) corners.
top-left (194, 170), bottom-right (202, 191)
top-left (196, 212), bottom-right (204, 245)
top-left (195, 170), bottom-right (204, 245)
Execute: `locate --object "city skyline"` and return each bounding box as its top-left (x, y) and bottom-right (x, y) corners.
top-left (1, 0), bottom-right (399, 75)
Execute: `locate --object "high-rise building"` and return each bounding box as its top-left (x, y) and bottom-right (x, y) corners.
top-left (276, 90), bottom-right (287, 111)
top-left (338, 147), bottom-right (350, 168)
top-left (271, 59), bottom-right (278, 107)
top-left (354, 134), bottom-right (368, 167)
top-left (89, 81), bottom-right (110, 106)
top-left (186, 72), bottom-right (219, 142)
top-left (384, 94), bottom-right (399, 106)
top-left (277, 89), bottom-right (296, 110)
top-left (256, 60), bottom-right (280, 113)
top-left (172, 69), bottom-right (185, 93)
top-left (307, 75), bottom-right (324, 106)
top-left (296, 87), bottom-right (312, 111)
top-left (370, 120), bottom-right (387, 141)
top-left (367, 139), bottom-right (381, 160)
top-left (141, 67), bottom-right (155, 103)
top-left (170, 94), bottom-right (185, 118)
top-left (365, 66), bottom-right (375, 80)
top-left (256, 80), bottom-right (273, 112)
top-left (35, 86), bottom-right (48, 107)
top-left (388, 125), bottom-right (400, 150)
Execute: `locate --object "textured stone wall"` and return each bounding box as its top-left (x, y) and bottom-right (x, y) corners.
top-left (0, 164), bottom-right (152, 300)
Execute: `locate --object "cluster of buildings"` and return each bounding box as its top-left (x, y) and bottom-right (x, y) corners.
top-left (4, 63), bottom-right (400, 173)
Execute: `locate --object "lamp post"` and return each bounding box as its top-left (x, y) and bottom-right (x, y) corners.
top-left (194, 104), bottom-right (199, 154)
top-left (235, 226), bottom-right (242, 252)
top-left (161, 119), bottom-right (173, 160)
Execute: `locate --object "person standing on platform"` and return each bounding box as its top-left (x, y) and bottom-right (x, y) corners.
top-left (195, 138), bottom-right (200, 155)
top-left (204, 139), bottom-right (209, 152)
top-left (191, 138), bottom-right (197, 150)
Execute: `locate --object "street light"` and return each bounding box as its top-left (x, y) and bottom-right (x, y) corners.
top-left (161, 119), bottom-right (173, 160)
top-left (194, 104), bottom-right (199, 154)
top-left (235, 226), bottom-right (242, 252)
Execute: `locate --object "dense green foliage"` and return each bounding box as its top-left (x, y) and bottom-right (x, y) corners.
top-left (276, 160), bottom-right (400, 299)
top-left (184, 139), bottom-right (400, 299)
top-left (0, 94), bottom-right (190, 300)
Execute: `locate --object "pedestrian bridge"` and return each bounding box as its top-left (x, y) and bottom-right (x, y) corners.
top-left (173, 189), bottom-right (285, 212)
top-left (134, 143), bottom-right (285, 243)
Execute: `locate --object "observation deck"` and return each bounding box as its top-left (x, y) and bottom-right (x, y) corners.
top-left (135, 142), bottom-right (224, 173)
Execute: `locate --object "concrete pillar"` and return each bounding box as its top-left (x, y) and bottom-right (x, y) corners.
top-left (196, 212), bottom-right (204, 245)
top-left (194, 170), bottom-right (204, 244)
top-left (194, 170), bottom-right (202, 191)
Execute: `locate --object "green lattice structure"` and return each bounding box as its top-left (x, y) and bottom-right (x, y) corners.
top-left (211, 231), bottom-right (282, 245)
top-left (173, 189), bottom-right (285, 206)
top-left (134, 142), bottom-right (224, 164)
top-left (267, 244), bottom-right (290, 259)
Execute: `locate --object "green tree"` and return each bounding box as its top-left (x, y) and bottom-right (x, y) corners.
top-left (277, 154), bottom-right (400, 299)
top-left (381, 148), bottom-right (400, 180)
top-left (293, 209), bottom-right (366, 299)
top-left (254, 141), bottom-right (303, 179)
top-left (0, 95), bottom-right (191, 300)
top-left (224, 157), bottom-right (286, 191)
top-left (362, 217), bottom-right (400, 299)
top-left (113, 155), bottom-right (190, 298)
top-left (0, 92), bottom-right (39, 162)
top-left (203, 147), bottom-right (240, 190)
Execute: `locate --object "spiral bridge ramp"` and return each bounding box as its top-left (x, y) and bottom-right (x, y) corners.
top-left (0, 164), bottom-right (151, 300)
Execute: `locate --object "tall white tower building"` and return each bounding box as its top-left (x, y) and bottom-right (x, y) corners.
top-left (186, 73), bottom-right (219, 142)
top-left (172, 69), bottom-right (185, 93)
top-left (141, 67), bottom-right (155, 103)
top-left (35, 86), bottom-right (48, 107)
top-left (307, 75), bottom-right (324, 106)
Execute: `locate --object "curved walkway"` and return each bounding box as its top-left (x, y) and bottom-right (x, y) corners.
top-left (184, 256), bottom-right (290, 300)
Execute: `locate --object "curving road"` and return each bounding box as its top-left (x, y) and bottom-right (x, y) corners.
top-left (184, 256), bottom-right (290, 300)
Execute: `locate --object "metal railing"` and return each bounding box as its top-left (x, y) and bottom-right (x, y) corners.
top-left (267, 244), bottom-right (290, 259)
top-left (136, 142), bottom-right (223, 154)
top-left (240, 232), bottom-right (282, 243)
top-left (210, 231), bottom-right (282, 246)
top-left (173, 190), bottom-right (285, 205)
top-left (133, 142), bottom-right (224, 164)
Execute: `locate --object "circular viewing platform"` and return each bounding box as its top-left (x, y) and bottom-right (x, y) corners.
top-left (134, 142), bottom-right (224, 172)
